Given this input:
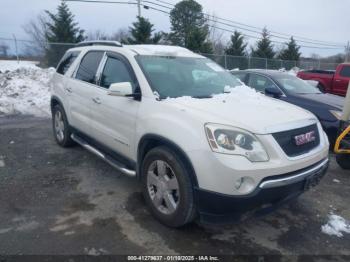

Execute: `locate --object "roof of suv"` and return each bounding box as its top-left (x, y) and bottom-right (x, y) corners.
top-left (71, 42), bottom-right (203, 58)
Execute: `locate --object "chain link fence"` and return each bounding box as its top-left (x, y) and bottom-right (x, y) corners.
top-left (201, 53), bottom-right (339, 71)
top-left (0, 37), bottom-right (340, 71)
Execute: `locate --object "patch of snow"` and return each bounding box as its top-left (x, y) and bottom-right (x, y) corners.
top-left (165, 84), bottom-right (265, 102)
top-left (0, 61), bottom-right (54, 117)
top-left (64, 231), bottom-right (75, 236)
top-left (84, 247), bottom-right (108, 256)
top-left (0, 159), bottom-right (4, 168)
top-left (333, 179), bottom-right (340, 183)
top-left (305, 80), bottom-right (319, 87)
top-left (0, 60), bottom-right (39, 72)
top-left (321, 214), bottom-right (350, 237)
top-left (279, 67), bottom-right (300, 76)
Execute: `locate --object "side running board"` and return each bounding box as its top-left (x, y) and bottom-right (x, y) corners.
top-left (71, 134), bottom-right (136, 177)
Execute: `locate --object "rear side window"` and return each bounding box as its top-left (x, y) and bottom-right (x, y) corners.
top-left (100, 56), bottom-right (134, 89)
top-left (75, 51), bottom-right (104, 84)
top-left (232, 72), bottom-right (248, 83)
top-left (56, 51), bottom-right (80, 75)
top-left (339, 66), bottom-right (350, 77)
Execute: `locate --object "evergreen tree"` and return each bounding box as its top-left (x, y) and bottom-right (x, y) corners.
top-left (251, 28), bottom-right (275, 59)
top-left (45, 1), bottom-right (85, 66)
top-left (169, 0), bottom-right (212, 53)
top-left (127, 16), bottom-right (162, 44)
top-left (278, 37), bottom-right (301, 61)
top-left (225, 31), bottom-right (247, 56)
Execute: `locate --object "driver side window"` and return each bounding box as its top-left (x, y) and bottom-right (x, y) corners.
top-left (100, 56), bottom-right (134, 89)
top-left (248, 74), bottom-right (275, 93)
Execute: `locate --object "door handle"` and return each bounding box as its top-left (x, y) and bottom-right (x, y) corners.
top-left (335, 79), bottom-right (341, 82)
top-left (92, 97), bottom-right (102, 104)
top-left (65, 87), bottom-right (73, 93)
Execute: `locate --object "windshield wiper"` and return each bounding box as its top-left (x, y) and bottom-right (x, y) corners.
top-left (191, 95), bottom-right (213, 99)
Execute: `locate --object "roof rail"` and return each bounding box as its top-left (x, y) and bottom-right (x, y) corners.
top-left (75, 40), bottom-right (123, 48)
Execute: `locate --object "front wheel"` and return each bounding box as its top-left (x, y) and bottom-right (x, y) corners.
top-left (141, 146), bottom-right (196, 227)
top-left (336, 154), bottom-right (350, 170)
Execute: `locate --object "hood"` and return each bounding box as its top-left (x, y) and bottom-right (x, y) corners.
top-left (164, 86), bottom-right (317, 134)
top-left (295, 93), bottom-right (344, 110)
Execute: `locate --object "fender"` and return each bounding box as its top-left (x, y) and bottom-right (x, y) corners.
top-left (137, 134), bottom-right (199, 187)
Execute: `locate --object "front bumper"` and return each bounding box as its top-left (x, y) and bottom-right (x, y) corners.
top-left (194, 158), bottom-right (329, 224)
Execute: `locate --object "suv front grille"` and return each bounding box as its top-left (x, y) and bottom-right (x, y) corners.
top-left (272, 124), bottom-right (320, 157)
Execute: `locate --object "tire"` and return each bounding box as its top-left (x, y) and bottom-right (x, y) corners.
top-left (336, 154), bottom-right (350, 170)
top-left (52, 104), bottom-right (75, 147)
top-left (141, 146), bottom-right (196, 227)
top-left (317, 83), bottom-right (325, 93)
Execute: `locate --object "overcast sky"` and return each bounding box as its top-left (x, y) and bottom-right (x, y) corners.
top-left (1, 0), bottom-right (349, 57)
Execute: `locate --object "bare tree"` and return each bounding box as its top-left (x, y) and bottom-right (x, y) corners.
top-left (111, 28), bottom-right (131, 43)
top-left (22, 13), bottom-right (48, 56)
top-left (207, 13), bottom-right (226, 55)
top-left (87, 30), bottom-right (111, 41)
top-left (0, 42), bottom-right (10, 57)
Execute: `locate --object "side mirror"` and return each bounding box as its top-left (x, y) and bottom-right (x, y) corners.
top-left (265, 86), bottom-right (283, 98)
top-left (108, 82), bottom-right (133, 97)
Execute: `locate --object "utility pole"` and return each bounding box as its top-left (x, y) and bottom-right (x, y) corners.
top-left (12, 34), bottom-right (19, 64)
top-left (346, 41), bottom-right (350, 62)
top-left (137, 0), bottom-right (141, 17)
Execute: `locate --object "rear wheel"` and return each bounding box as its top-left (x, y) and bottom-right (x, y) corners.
top-left (52, 104), bottom-right (75, 147)
top-left (141, 146), bottom-right (196, 227)
top-left (336, 154), bottom-right (350, 170)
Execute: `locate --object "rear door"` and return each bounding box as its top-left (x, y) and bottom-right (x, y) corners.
top-left (333, 65), bottom-right (350, 96)
top-left (67, 51), bottom-right (104, 133)
top-left (90, 52), bottom-right (141, 159)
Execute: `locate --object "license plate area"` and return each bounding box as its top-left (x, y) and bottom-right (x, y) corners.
top-left (304, 168), bottom-right (325, 191)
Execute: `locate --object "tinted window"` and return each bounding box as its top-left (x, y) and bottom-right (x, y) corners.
top-left (248, 74), bottom-right (275, 93)
top-left (57, 51), bottom-right (80, 75)
top-left (100, 57), bottom-right (134, 89)
top-left (232, 72), bottom-right (247, 83)
top-left (340, 66), bottom-right (350, 77)
top-left (76, 51), bottom-right (104, 84)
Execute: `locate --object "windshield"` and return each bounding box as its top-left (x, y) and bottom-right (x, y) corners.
top-left (274, 74), bottom-right (321, 94)
top-left (136, 56), bottom-right (242, 98)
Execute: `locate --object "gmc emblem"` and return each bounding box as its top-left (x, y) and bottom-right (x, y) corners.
top-left (294, 131), bottom-right (316, 146)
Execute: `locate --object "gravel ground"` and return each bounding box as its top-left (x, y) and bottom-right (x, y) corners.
top-left (0, 116), bottom-right (349, 260)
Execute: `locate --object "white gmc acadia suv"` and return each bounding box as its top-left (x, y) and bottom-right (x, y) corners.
top-left (51, 41), bottom-right (330, 227)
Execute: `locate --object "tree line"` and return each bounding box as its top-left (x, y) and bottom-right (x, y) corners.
top-left (26, 0), bottom-right (302, 66)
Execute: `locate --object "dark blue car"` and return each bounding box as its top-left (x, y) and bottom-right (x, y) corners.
top-left (231, 70), bottom-right (344, 146)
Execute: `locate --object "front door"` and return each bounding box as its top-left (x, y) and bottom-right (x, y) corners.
top-left (90, 53), bottom-right (140, 159)
top-left (334, 65), bottom-right (350, 96)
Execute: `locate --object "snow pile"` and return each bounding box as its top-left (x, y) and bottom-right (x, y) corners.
top-left (0, 61), bottom-right (54, 117)
top-left (165, 84), bottom-right (265, 102)
top-left (279, 67), bottom-right (300, 76)
top-left (321, 214), bottom-right (350, 237)
top-left (0, 60), bottom-right (39, 72)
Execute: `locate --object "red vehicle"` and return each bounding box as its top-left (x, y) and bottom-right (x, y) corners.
top-left (297, 63), bottom-right (350, 96)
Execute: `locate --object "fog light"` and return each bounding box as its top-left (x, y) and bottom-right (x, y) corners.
top-left (234, 176), bottom-right (256, 194)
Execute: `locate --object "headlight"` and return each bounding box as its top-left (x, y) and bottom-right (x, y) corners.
top-left (205, 123), bottom-right (269, 162)
top-left (330, 110), bottom-right (342, 120)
